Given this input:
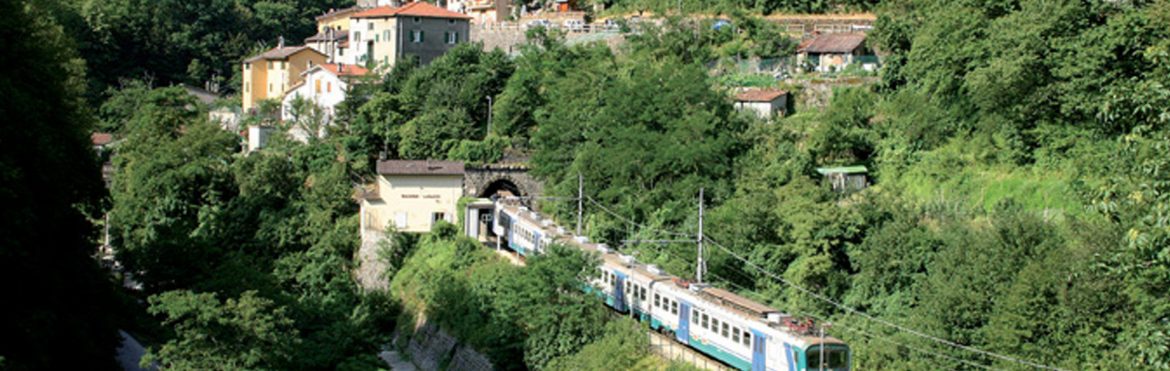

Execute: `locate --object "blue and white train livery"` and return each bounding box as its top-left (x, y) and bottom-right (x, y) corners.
top-left (493, 201), bottom-right (850, 371)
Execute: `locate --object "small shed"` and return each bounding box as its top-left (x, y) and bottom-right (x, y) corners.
top-left (816, 165), bottom-right (869, 193)
top-left (797, 33), bottom-right (869, 72)
top-left (734, 89), bottom-right (789, 118)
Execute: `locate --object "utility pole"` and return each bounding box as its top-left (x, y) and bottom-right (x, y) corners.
top-left (696, 188), bottom-right (704, 284)
top-left (819, 324), bottom-right (827, 371)
top-left (576, 173), bottom-right (583, 236)
top-left (486, 95), bottom-right (493, 138)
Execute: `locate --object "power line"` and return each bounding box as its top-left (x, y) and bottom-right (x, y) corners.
top-left (703, 236), bottom-right (1065, 371)
top-left (703, 273), bottom-right (999, 370)
top-left (797, 311), bottom-right (1001, 371)
top-left (585, 196), bottom-right (692, 238)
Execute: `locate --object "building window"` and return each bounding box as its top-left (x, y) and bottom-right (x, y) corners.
top-left (327, 81), bottom-right (332, 93)
top-left (268, 83), bottom-right (272, 93)
top-left (244, 84), bottom-right (249, 93)
top-left (315, 79), bottom-right (321, 93)
top-left (432, 212), bottom-right (446, 223)
top-left (411, 30), bottom-right (423, 43)
top-left (446, 31), bottom-right (458, 44)
top-left (368, 22), bottom-right (374, 30)
top-left (448, 19), bottom-right (455, 24)
top-left (354, 31), bottom-right (361, 42)
top-left (244, 63), bottom-right (250, 70)
top-left (280, 61), bottom-right (285, 69)
top-left (395, 212), bottom-right (407, 228)
top-left (267, 61), bottom-right (273, 69)
top-left (384, 30), bottom-right (390, 42)
top-left (413, 17), bottom-right (421, 23)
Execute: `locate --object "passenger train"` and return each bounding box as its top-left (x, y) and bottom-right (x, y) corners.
top-left (492, 201), bottom-right (851, 371)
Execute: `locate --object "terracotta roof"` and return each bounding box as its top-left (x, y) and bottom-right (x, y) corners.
top-left (799, 33), bottom-right (866, 54)
top-left (315, 6), bottom-right (361, 21)
top-left (321, 63), bottom-right (369, 77)
top-left (376, 160), bottom-right (465, 175)
top-left (91, 133), bottom-right (113, 146)
top-left (735, 89), bottom-right (788, 102)
top-left (243, 46), bottom-right (324, 63)
top-left (353, 2), bottom-right (472, 19)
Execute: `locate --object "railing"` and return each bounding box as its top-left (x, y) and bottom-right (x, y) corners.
top-left (474, 22), bottom-right (621, 34)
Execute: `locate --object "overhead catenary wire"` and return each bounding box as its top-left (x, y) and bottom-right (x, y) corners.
top-left (800, 311), bottom-right (1001, 367)
top-left (702, 236), bottom-right (1065, 371)
top-left (585, 196), bottom-right (693, 238)
top-left (702, 273), bottom-right (1000, 370)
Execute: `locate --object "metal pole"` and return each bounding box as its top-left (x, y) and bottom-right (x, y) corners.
top-left (819, 325), bottom-right (826, 371)
top-left (494, 198), bottom-right (501, 251)
top-left (697, 188), bottom-right (704, 284)
top-left (577, 173), bottom-right (583, 236)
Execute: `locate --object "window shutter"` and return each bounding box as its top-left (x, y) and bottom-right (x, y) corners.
top-left (420, 30), bottom-right (424, 42)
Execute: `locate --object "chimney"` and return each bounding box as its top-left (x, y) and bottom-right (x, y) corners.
top-left (278, 36), bottom-right (285, 48)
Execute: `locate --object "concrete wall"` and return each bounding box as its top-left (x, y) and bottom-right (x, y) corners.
top-left (400, 17), bottom-right (471, 64)
top-left (349, 17), bottom-right (399, 67)
top-left (365, 174), bottom-right (463, 233)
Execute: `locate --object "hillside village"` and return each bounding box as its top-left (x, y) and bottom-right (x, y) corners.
top-left (11, 0), bottom-right (1169, 370)
top-left (215, 0), bottom-right (879, 151)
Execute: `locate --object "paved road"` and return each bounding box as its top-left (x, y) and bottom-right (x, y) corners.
top-left (117, 330), bottom-right (157, 371)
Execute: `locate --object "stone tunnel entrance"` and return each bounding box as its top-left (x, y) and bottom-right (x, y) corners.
top-left (479, 178), bottom-right (521, 198)
top-left (463, 164), bottom-right (543, 201)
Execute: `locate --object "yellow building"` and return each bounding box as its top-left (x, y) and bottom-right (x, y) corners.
top-left (316, 6), bottom-right (360, 32)
top-left (241, 45), bottom-right (328, 112)
top-left (360, 160), bottom-right (465, 235)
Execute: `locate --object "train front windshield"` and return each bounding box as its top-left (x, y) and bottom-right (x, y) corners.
top-left (804, 345), bottom-right (850, 370)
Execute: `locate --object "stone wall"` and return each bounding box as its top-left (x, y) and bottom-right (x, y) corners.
top-left (396, 323), bottom-right (495, 371)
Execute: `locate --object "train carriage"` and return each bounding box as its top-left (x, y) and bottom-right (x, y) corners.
top-left (491, 201), bottom-right (850, 371)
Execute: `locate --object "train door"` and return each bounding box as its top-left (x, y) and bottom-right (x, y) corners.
top-left (750, 328), bottom-right (766, 371)
top-left (613, 272), bottom-right (628, 312)
top-left (676, 301), bottom-right (691, 344)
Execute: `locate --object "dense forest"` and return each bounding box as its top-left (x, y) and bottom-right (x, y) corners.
top-left (3, 0), bottom-right (1170, 369)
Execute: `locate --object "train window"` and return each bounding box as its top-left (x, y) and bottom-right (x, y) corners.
top-left (654, 294), bottom-right (660, 308)
top-left (721, 323), bottom-right (729, 338)
top-left (692, 309), bottom-right (699, 323)
top-left (733, 328), bottom-right (741, 343)
top-left (711, 318), bottom-right (718, 332)
top-left (640, 286), bottom-right (647, 300)
top-left (670, 301), bottom-right (678, 315)
top-left (742, 332), bottom-right (751, 346)
top-left (701, 313), bottom-right (709, 329)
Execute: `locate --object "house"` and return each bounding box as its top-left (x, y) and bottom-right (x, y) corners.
top-left (347, 2), bottom-right (472, 68)
top-left (816, 166), bottom-right (869, 193)
top-left (797, 33), bottom-right (869, 73)
top-left (306, 7), bottom-right (362, 63)
top-left (447, 0), bottom-right (512, 24)
top-left (360, 160), bottom-right (465, 235)
top-left (241, 42), bottom-right (328, 112)
top-left (734, 89), bottom-right (789, 118)
top-left (280, 63), bottom-right (370, 141)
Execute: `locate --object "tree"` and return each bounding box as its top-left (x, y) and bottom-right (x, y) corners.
top-left (144, 290), bottom-right (299, 370)
top-left (0, 0), bottom-right (120, 368)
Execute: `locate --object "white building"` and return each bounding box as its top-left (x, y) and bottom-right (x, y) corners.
top-left (360, 160), bottom-right (465, 236)
top-left (281, 63), bottom-right (370, 142)
top-left (734, 89), bottom-right (789, 118)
